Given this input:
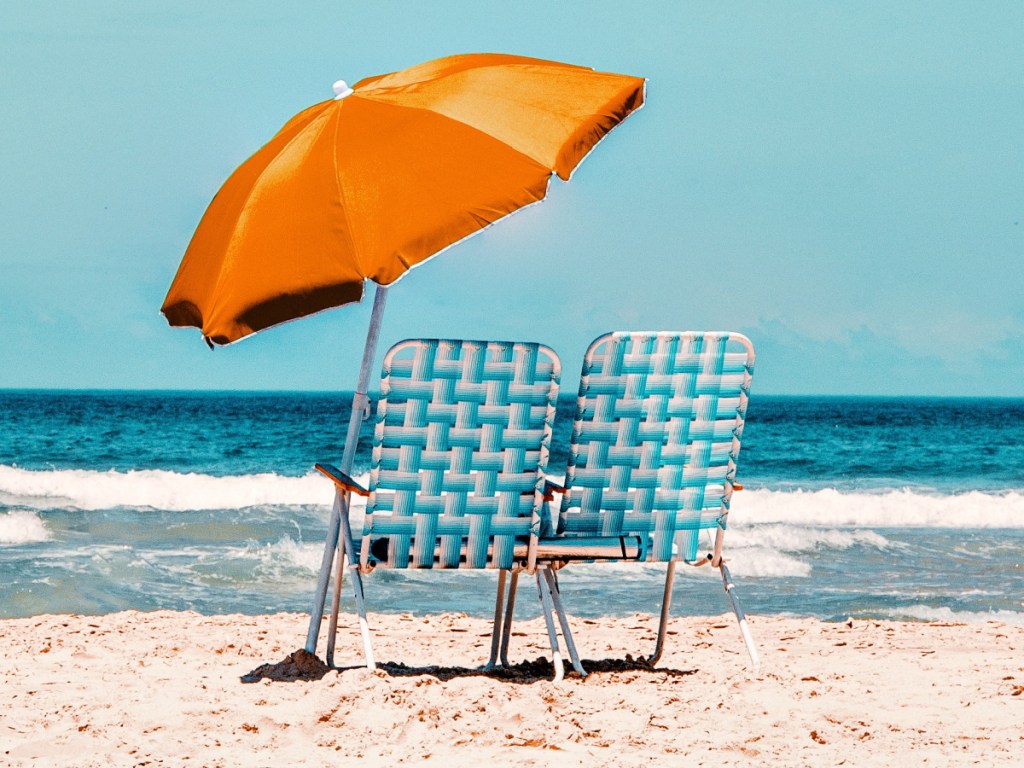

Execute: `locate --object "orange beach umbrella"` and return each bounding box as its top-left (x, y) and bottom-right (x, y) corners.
top-left (160, 53), bottom-right (645, 658)
top-left (162, 53), bottom-right (645, 347)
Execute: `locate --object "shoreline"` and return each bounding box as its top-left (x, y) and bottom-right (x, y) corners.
top-left (2, 610), bottom-right (1022, 766)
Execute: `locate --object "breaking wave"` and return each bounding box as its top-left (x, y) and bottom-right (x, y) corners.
top-left (0, 464), bottom-right (366, 512)
top-left (733, 488), bottom-right (1024, 528)
top-left (0, 509), bottom-right (50, 545)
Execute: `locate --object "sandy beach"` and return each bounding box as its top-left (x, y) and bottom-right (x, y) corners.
top-left (2, 611), bottom-right (1021, 766)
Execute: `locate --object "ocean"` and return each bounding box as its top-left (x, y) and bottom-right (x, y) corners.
top-left (1, 391), bottom-right (1022, 626)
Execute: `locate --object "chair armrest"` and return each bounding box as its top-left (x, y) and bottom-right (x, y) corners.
top-left (314, 463), bottom-right (370, 497)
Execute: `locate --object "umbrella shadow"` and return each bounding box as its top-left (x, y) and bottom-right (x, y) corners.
top-left (241, 649), bottom-right (697, 684)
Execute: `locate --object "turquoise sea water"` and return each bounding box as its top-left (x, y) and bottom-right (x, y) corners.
top-left (1, 392), bottom-right (1022, 624)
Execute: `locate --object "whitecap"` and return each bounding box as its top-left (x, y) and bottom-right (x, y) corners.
top-left (880, 604), bottom-right (1024, 626)
top-left (0, 509), bottom-right (50, 545)
top-left (728, 524), bottom-right (891, 552)
top-left (732, 488), bottom-right (1024, 528)
top-left (0, 465), bottom-right (370, 512)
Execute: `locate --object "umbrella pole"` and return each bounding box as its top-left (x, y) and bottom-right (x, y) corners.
top-left (305, 283), bottom-right (389, 656)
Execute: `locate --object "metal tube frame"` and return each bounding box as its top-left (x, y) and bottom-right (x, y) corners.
top-left (543, 569), bottom-right (586, 677)
top-left (489, 534), bottom-right (758, 678)
top-left (649, 526), bottom-right (760, 673)
top-left (712, 525), bottom-right (759, 672)
top-left (535, 567), bottom-right (565, 682)
top-left (533, 565), bottom-right (586, 681)
top-left (720, 560), bottom-right (760, 672)
top-left (484, 568), bottom-right (521, 670)
top-left (648, 559), bottom-right (677, 665)
top-left (484, 570), bottom-right (509, 669)
top-left (499, 569), bottom-right (519, 666)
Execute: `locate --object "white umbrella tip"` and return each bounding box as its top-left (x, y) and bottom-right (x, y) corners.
top-left (333, 80), bottom-right (354, 100)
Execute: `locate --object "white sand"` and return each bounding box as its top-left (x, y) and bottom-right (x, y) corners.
top-left (2, 611), bottom-right (1022, 766)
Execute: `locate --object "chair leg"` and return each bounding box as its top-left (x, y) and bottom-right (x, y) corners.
top-left (499, 569), bottom-right (519, 667)
top-left (484, 569), bottom-right (523, 670)
top-left (305, 493), bottom-right (343, 654)
top-left (345, 552), bottom-right (376, 672)
top-left (327, 493), bottom-right (375, 670)
top-left (649, 559), bottom-right (677, 665)
top-left (535, 569), bottom-right (565, 682)
top-left (719, 561), bottom-right (760, 673)
top-left (543, 569), bottom-right (586, 677)
top-left (325, 534), bottom-right (345, 667)
top-left (484, 570), bottom-right (508, 669)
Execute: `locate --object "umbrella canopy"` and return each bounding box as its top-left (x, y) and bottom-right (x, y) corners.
top-left (161, 53), bottom-right (645, 346)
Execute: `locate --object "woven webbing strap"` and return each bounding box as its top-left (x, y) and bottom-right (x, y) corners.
top-left (560, 331), bottom-right (754, 562)
top-left (363, 339), bottom-right (560, 570)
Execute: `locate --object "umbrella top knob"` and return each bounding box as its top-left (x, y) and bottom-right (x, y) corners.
top-left (332, 80), bottom-right (354, 100)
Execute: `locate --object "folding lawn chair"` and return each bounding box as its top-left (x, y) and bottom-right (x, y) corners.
top-left (490, 331), bottom-right (760, 676)
top-left (315, 338), bottom-right (577, 678)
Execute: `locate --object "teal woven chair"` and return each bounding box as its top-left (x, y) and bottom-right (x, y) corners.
top-left (315, 338), bottom-right (578, 677)
top-left (491, 331), bottom-right (759, 675)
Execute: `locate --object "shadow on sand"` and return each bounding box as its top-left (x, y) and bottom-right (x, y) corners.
top-left (242, 649), bottom-right (697, 684)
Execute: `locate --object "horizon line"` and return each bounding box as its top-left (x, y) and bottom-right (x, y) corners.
top-left (1, 388), bottom-right (1022, 401)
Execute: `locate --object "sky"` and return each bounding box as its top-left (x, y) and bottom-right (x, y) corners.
top-left (1, 1), bottom-right (1022, 396)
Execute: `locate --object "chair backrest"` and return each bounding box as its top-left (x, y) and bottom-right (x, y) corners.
top-left (559, 331), bottom-right (754, 561)
top-left (362, 338), bottom-right (560, 570)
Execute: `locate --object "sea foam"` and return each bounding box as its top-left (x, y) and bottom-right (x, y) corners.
top-left (0, 509), bottom-right (50, 545)
top-left (251, 535), bottom-right (324, 574)
top-left (728, 524), bottom-right (891, 552)
top-left (0, 464), bottom-right (364, 512)
top-left (733, 488), bottom-right (1024, 528)
top-left (880, 605), bottom-right (1024, 626)
top-left (3, 464), bottom-right (1024, 529)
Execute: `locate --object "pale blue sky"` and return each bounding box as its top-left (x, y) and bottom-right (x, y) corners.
top-left (1, 1), bottom-right (1021, 395)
